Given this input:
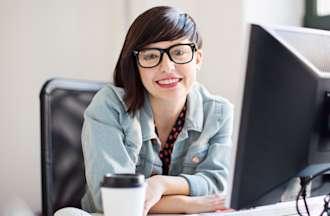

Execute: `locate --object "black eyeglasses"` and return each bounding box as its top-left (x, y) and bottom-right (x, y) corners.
top-left (133, 43), bottom-right (197, 68)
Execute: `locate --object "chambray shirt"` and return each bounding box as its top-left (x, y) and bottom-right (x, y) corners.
top-left (81, 82), bottom-right (234, 213)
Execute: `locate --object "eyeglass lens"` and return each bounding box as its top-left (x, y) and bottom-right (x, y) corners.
top-left (137, 44), bottom-right (194, 68)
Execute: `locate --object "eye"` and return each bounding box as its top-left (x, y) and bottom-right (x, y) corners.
top-left (140, 50), bottom-right (160, 61)
top-left (143, 53), bottom-right (159, 60)
top-left (172, 48), bottom-right (186, 56)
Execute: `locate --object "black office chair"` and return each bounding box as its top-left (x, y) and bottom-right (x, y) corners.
top-left (40, 78), bottom-right (106, 216)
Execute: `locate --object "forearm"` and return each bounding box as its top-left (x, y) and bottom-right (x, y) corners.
top-left (149, 195), bottom-right (188, 214)
top-left (144, 176), bottom-right (228, 215)
top-left (151, 175), bottom-right (190, 195)
top-left (149, 194), bottom-right (227, 214)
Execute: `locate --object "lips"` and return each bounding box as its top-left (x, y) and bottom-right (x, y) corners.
top-left (156, 78), bottom-right (182, 88)
top-left (157, 78), bottom-right (180, 84)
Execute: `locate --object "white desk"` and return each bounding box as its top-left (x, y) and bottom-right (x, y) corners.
top-left (204, 196), bottom-right (324, 215)
top-left (92, 195), bottom-right (326, 216)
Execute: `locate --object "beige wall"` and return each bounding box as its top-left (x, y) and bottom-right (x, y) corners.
top-left (245, 0), bottom-right (305, 26)
top-left (0, 0), bottom-right (127, 212)
top-left (128, 0), bottom-right (245, 104)
top-left (0, 0), bottom-right (303, 213)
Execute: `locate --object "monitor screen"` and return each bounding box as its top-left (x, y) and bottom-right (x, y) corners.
top-left (228, 24), bottom-right (330, 210)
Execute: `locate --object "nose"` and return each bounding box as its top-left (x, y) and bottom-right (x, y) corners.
top-left (159, 52), bottom-right (175, 73)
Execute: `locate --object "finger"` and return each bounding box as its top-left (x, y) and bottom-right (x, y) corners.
top-left (212, 194), bottom-right (226, 204)
top-left (213, 193), bottom-right (226, 200)
top-left (144, 202), bottom-right (151, 216)
top-left (144, 207), bottom-right (151, 216)
top-left (143, 207), bottom-right (148, 216)
top-left (216, 208), bottom-right (235, 212)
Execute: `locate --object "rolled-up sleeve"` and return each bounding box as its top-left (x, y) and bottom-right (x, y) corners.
top-left (81, 87), bottom-right (138, 212)
top-left (180, 102), bottom-right (234, 196)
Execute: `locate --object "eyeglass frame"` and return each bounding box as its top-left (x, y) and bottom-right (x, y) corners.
top-left (133, 43), bottom-right (197, 68)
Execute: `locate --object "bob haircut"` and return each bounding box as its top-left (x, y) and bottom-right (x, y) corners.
top-left (113, 6), bottom-right (203, 116)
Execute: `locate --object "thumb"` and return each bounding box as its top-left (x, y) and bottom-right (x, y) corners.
top-left (143, 201), bottom-right (151, 216)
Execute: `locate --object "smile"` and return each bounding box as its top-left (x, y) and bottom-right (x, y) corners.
top-left (157, 78), bottom-right (180, 84)
top-left (156, 78), bottom-right (182, 88)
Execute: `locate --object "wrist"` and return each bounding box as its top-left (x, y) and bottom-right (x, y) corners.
top-left (181, 196), bottom-right (192, 214)
top-left (151, 175), bottom-right (167, 194)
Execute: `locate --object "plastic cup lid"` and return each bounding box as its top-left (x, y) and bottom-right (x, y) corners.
top-left (100, 173), bottom-right (145, 188)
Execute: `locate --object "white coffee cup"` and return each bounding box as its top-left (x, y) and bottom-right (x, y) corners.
top-left (101, 173), bottom-right (145, 216)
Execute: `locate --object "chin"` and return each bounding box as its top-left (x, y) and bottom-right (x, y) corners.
top-left (160, 92), bottom-right (187, 102)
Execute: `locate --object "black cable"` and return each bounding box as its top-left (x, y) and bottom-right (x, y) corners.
top-left (319, 192), bottom-right (330, 216)
top-left (303, 191), bottom-right (311, 216)
top-left (302, 176), bottom-right (311, 215)
top-left (295, 167), bottom-right (330, 216)
top-left (296, 189), bottom-right (303, 216)
top-left (296, 176), bottom-right (311, 216)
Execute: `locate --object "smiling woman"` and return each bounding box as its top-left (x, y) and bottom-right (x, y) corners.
top-left (81, 6), bottom-right (234, 215)
top-left (137, 38), bottom-right (200, 117)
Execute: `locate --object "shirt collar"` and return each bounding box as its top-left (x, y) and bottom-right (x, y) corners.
top-left (138, 92), bottom-right (157, 141)
top-left (185, 83), bottom-right (203, 132)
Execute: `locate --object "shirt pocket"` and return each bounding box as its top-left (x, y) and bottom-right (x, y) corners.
top-left (182, 145), bottom-right (209, 174)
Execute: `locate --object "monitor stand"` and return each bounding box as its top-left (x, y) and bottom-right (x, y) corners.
top-left (249, 164), bottom-right (330, 208)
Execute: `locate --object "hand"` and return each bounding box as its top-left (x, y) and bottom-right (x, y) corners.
top-left (143, 175), bottom-right (166, 216)
top-left (184, 193), bottom-right (232, 214)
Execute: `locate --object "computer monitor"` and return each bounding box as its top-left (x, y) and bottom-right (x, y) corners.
top-left (228, 24), bottom-right (330, 210)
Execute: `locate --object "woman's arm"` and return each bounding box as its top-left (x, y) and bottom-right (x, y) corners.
top-left (144, 175), bottom-right (227, 214)
top-left (143, 102), bottom-right (234, 215)
top-left (179, 102), bottom-right (234, 197)
top-left (82, 87), bottom-right (141, 212)
top-left (149, 175), bottom-right (190, 195)
top-left (143, 175), bottom-right (189, 215)
top-left (149, 194), bottom-right (227, 214)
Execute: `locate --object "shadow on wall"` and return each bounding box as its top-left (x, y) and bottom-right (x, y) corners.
top-left (2, 196), bottom-right (35, 216)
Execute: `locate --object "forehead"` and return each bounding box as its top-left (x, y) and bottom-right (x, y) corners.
top-left (144, 38), bottom-right (191, 49)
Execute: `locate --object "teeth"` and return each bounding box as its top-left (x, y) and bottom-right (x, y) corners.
top-left (158, 79), bottom-right (179, 84)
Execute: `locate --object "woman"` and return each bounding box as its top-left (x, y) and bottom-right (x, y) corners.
top-left (81, 6), bottom-right (234, 215)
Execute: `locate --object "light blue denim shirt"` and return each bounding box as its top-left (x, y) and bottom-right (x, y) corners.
top-left (81, 82), bottom-right (234, 213)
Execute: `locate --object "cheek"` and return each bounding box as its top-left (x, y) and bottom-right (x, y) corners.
top-left (139, 70), bottom-right (155, 88)
top-left (179, 65), bottom-right (197, 80)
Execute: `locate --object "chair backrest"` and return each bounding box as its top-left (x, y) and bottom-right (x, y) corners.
top-left (40, 78), bottom-right (105, 216)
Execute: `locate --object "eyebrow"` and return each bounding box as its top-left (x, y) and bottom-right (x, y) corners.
top-left (143, 40), bottom-right (191, 49)
top-left (141, 43), bottom-right (191, 50)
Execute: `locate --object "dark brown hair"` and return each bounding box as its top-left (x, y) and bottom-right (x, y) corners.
top-left (113, 6), bottom-right (203, 116)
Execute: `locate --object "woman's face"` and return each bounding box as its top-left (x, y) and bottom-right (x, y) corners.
top-left (137, 38), bottom-right (203, 103)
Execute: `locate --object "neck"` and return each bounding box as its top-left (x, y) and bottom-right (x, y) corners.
top-left (150, 96), bottom-right (187, 143)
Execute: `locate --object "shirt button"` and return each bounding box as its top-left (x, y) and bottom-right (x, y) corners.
top-left (192, 156), bottom-right (200, 164)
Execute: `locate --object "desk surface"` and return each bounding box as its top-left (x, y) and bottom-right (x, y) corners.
top-left (92, 195), bottom-right (326, 216)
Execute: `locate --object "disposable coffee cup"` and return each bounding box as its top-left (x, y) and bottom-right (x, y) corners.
top-left (101, 173), bottom-right (145, 216)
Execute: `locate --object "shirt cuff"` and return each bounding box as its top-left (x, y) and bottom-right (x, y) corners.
top-left (179, 173), bottom-right (209, 196)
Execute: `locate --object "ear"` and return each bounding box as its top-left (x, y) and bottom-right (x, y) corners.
top-left (195, 49), bottom-right (203, 70)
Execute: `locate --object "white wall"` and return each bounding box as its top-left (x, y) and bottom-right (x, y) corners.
top-left (0, 0), bottom-right (245, 213)
top-left (0, 0), bottom-right (305, 213)
top-left (226, 0), bottom-right (305, 207)
top-left (245, 0), bottom-right (305, 26)
top-left (235, 0), bottom-right (305, 135)
top-left (128, 0), bottom-right (245, 103)
top-left (0, 0), bottom-right (127, 212)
